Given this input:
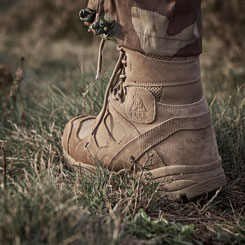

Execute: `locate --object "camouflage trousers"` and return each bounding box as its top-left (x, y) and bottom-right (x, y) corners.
top-left (85, 0), bottom-right (202, 57)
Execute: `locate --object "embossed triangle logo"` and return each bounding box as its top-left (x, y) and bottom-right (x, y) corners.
top-left (130, 94), bottom-right (147, 120)
top-left (124, 87), bottom-right (156, 124)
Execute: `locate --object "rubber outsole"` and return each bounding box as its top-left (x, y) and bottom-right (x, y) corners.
top-left (159, 173), bottom-right (227, 200)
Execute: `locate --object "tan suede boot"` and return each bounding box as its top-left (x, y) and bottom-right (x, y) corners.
top-left (62, 47), bottom-right (226, 199)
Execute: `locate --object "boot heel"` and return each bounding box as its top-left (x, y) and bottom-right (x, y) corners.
top-left (166, 173), bottom-right (227, 199)
top-left (147, 158), bottom-right (227, 199)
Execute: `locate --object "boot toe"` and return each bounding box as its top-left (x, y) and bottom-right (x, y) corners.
top-left (62, 116), bottom-right (96, 165)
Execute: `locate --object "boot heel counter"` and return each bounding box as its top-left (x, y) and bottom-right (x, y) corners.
top-left (155, 124), bottom-right (220, 166)
top-left (160, 79), bottom-right (203, 105)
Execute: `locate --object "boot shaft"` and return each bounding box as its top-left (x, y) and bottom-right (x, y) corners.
top-left (123, 48), bottom-right (203, 106)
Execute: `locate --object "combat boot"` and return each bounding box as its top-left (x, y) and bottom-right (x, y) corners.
top-left (62, 46), bottom-right (226, 199)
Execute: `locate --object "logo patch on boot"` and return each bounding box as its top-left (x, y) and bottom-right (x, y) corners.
top-left (125, 87), bottom-right (156, 124)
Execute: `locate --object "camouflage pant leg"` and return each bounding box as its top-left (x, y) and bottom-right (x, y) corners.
top-left (87, 0), bottom-right (202, 57)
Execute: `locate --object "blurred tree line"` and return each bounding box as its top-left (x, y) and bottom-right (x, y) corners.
top-left (0, 0), bottom-right (244, 58)
top-left (203, 0), bottom-right (245, 61)
top-left (0, 0), bottom-right (89, 41)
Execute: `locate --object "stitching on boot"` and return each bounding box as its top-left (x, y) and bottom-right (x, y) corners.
top-left (110, 113), bottom-right (211, 167)
top-left (135, 51), bottom-right (199, 66)
top-left (109, 100), bottom-right (140, 134)
top-left (138, 148), bottom-right (166, 169)
top-left (124, 87), bottom-right (156, 124)
top-left (125, 78), bottom-right (201, 87)
top-left (67, 118), bottom-right (85, 155)
top-left (149, 157), bottom-right (222, 179)
top-left (158, 96), bottom-right (206, 109)
top-left (74, 140), bottom-right (86, 160)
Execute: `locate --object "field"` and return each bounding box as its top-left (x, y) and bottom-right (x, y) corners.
top-left (0, 1), bottom-right (245, 244)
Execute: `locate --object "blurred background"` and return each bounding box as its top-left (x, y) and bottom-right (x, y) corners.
top-left (0, 0), bottom-right (244, 99)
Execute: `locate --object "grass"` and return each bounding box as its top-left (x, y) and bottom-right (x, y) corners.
top-left (0, 37), bottom-right (245, 245)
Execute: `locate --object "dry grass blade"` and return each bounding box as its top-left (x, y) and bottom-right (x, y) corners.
top-left (1, 146), bottom-right (7, 190)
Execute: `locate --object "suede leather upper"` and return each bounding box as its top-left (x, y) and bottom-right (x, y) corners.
top-left (62, 48), bottom-right (226, 198)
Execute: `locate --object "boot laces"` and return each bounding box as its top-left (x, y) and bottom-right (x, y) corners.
top-left (112, 55), bottom-right (127, 103)
top-left (91, 40), bottom-right (127, 137)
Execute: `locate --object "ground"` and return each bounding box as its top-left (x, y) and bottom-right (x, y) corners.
top-left (0, 3), bottom-right (245, 243)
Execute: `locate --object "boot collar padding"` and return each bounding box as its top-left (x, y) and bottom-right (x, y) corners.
top-left (124, 48), bottom-right (201, 86)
